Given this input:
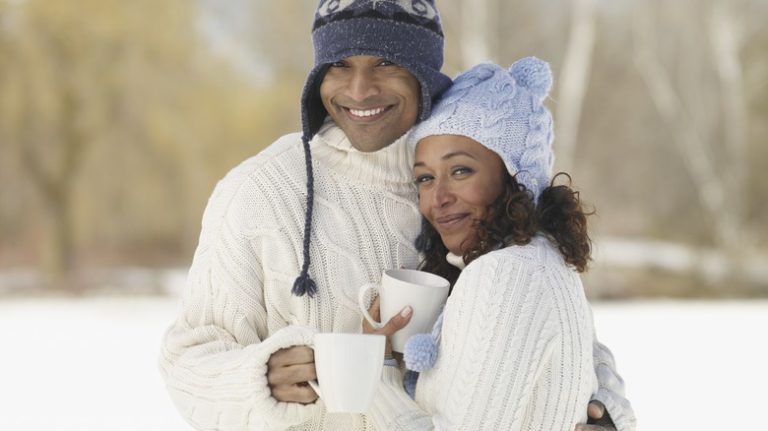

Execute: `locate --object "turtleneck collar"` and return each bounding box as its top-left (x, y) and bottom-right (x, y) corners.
top-left (309, 118), bottom-right (415, 187)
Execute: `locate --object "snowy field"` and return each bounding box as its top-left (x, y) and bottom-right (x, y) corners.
top-left (1, 296), bottom-right (766, 430)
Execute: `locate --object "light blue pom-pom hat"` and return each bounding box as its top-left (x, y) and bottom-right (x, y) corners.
top-left (407, 56), bottom-right (555, 201)
top-left (403, 57), bottom-right (556, 377)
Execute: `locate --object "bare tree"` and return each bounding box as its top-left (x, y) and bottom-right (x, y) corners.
top-left (555, 0), bottom-right (597, 173)
top-left (10, 19), bottom-right (93, 282)
top-left (460, 0), bottom-right (499, 67)
top-left (709, 0), bottom-right (749, 247)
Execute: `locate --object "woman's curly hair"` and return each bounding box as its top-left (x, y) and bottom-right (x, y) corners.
top-left (416, 172), bottom-right (593, 287)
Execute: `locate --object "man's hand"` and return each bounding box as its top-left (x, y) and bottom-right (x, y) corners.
top-left (267, 346), bottom-right (318, 403)
top-left (362, 296), bottom-right (412, 359)
top-left (575, 400), bottom-right (616, 431)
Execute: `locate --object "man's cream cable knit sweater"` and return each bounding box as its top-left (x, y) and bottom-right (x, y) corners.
top-left (159, 122), bottom-right (636, 431)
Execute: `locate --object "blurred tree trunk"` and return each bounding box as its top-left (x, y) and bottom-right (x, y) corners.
top-left (460, 0), bottom-right (498, 67)
top-left (555, 0), bottom-right (597, 173)
top-left (709, 0), bottom-right (748, 248)
top-left (17, 55), bottom-right (88, 284)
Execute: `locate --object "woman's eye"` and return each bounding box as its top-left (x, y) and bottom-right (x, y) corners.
top-left (452, 167), bottom-right (473, 176)
top-left (414, 174), bottom-right (433, 185)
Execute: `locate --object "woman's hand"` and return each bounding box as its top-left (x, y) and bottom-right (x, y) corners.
top-left (362, 296), bottom-right (413, 360)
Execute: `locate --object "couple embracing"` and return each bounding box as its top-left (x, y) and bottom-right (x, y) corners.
top-left (159, 1), bottom-right (636, 430)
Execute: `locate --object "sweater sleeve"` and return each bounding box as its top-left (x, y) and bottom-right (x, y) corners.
top-left (158, 162), bottom-right (321, 430)
top-left (368, 252), bottom-right (595, 430)
top-left (591, 337), bottom-right (637, 431)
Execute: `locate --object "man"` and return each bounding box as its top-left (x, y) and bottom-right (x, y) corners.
top-left (159, 1), bottom-right (636, 430)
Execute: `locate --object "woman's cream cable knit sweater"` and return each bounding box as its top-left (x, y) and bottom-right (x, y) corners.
top-left (158, 122), bottom-right (635, 431)
top-left (370, 237), bottom-right (637, 431)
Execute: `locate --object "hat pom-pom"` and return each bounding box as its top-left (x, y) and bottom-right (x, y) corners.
top-left (404, 333), bottom-right (438, 372)
top-left (510, 56), bottom-right (552, 99)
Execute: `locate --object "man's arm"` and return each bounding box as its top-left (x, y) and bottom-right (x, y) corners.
top-left (158, 165), bottom-right (319, 430)
top-left (586, 338), bottom-right (637, 431)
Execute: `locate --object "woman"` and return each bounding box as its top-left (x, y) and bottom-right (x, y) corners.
top-left (363, 58), bottom-right (634, 430)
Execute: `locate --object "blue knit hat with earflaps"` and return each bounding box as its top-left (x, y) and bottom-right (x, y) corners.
top-left (403, 57), bottom-right (556, 375)
top-left (292, 0), bottom-right (453, 297)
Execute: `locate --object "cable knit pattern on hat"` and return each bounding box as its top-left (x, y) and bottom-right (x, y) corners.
top-left (408, 57), bottom-right (555, 201)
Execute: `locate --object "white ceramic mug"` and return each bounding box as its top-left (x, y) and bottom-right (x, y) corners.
top-left (358, 269), bottom-right (450, 353)
top-left (307, 333), bottom-right (385, 413)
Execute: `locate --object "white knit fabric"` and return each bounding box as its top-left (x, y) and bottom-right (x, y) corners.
top-left (159, 122), bottom-right (635, 431)
top-left (371, 237), bottom-right (600, 430)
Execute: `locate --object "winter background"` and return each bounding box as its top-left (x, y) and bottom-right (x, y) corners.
top-left (2, 295), bottom-right (766, 430)
top-left (1, 0), bottom-right (767, 430)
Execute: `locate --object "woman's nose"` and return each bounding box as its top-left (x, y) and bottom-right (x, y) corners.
top-left (431, 180), bottom-right (454, 208)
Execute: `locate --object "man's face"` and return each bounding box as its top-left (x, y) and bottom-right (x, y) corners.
top-left (319, 55), bottom-right (420, 152)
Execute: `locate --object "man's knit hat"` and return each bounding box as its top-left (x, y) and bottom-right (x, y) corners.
top-left (301, 0), bottom-right (452, 138)
top-left (408, 57), bottom-right (555, 201)
top-left (293, 0), bottom-right (452, 297)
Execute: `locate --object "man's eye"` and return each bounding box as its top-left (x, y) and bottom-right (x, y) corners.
top-left (330, 61), bottom-right (347, 68)
top-left (378, 59), bottom-right (395, 67)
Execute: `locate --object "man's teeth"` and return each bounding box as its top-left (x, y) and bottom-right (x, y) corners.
top-left (349, 107), bottom-right (385, 117)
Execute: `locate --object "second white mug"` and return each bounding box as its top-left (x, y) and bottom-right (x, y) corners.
top-left (358, 269), bottom-right (450, 352)
top-left (308, 333), bottom-right (385, 414)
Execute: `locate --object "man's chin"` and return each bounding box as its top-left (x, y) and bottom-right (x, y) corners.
top-left (346, 129), bottom-right (399, 153)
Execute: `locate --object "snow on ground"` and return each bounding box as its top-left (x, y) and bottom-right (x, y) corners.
top-left (0, 297), bottom-right (766, 430)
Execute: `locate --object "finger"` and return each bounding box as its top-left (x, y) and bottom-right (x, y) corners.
top-left (377, 306), bottom-right (413, 336)
top-left (268, 346), bottom-right (315, 368)
top-left (368, 296), bottom-right (381, 322)
top-left (267, 363), bottom-right (317, 386)
top-left (271, 383), bottom-right (319, 404)
top-left (587, 400), bottom-right (606, 420)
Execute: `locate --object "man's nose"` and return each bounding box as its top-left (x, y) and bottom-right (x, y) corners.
top-left (347, 68), bottom-right (380, 102)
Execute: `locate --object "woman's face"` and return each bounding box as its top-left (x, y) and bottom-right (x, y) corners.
top-left (413, 135), bottom-right (507, 255)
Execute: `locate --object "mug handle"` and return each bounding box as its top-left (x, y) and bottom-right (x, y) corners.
top-left (306, 342), bottom-right (322, 399)
top-left (358, 283), bottom-right (383, 329)
top-left (307, 379), bottom-right (322, 399)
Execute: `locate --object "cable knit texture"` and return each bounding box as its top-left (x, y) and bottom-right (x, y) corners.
top-left (408, 58), bottom-right (555, 201)
top-left (370, 237), bottom-right (624, 430)
top-left (159, 122), bottom-right (421, 430)
top-left (159, 122), bottom-right (635, 430)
